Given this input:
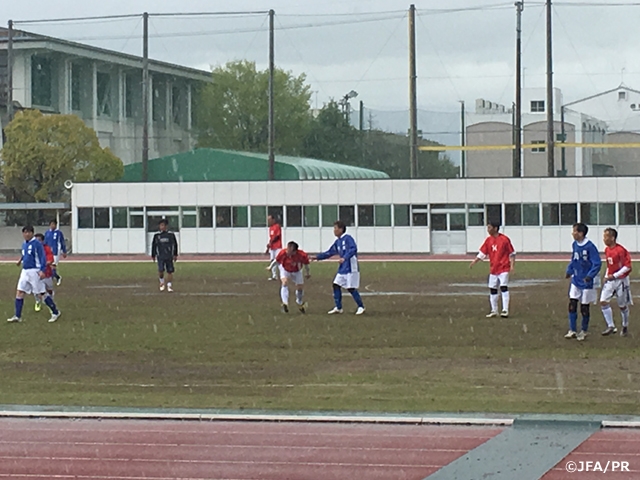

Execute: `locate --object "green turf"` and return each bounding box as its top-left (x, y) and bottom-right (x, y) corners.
top-left (0, 261), bottom-right (638, 415)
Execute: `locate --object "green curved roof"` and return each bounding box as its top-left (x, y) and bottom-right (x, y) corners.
top-left (122, 148), bottom-right (389, 182)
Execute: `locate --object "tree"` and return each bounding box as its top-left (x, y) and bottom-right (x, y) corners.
top-left (303, 101), bottom-right (360, 165)
top-left (1, 110), bottom-right (124, 205)
top-left (196, 60), bottom-right (312, 155)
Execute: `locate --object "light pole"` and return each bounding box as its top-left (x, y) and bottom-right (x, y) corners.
top-left (339, 90), bottom-right (358, 124)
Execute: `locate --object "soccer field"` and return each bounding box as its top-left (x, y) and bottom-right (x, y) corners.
top-left (0, 260), bottom-right (638, 415)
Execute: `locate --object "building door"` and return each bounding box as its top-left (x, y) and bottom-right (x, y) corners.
top-left (430, 205), bottom-right (467, 254)
top-left (146, 212), bottom-right (180, 255)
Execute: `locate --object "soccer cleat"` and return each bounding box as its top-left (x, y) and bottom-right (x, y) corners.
top-left (564, 330), bottom-right (577, 339)
top-left (281, 304), bottom-right (289, 313)
top-left (56, 276), bottom-right (62, 286)
top-left (576, 330), bottom-right (588, 341)
top-left (298, 302), bottom-right (308, 314)
top-left (328, 307), bottom-right (344, 315)
top-left (167, 285), bottom-right (174, 293)
top-left (621, 326), bottom-right (629, 337)
top-left (500, 310), bottom-right (509, 318)
top-left (601, 326), bottom-right (617, 336)
top-left (486, 311), bottom-right (499, 318)
top-left (48, 311), bottom-right (61, 323)
top-left (355, 306), bottom-right (366, 315)
top-left (7, 316), bottom-right (22, 323)
top-left (268, 276), bottom-right (277, 281)
top-left (34, 302), bottom-right (42, 312)
top-left (159, 283), bottom-right (166, 291)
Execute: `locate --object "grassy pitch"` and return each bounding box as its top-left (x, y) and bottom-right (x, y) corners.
top-left (0, 260), bottom-right (638, 415)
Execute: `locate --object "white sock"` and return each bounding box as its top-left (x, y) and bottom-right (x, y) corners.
top-left (34, 293), bottom-right (40, 303)
top-left (159, 278), bottom-right (165, 284)
top-left (621, 308), bottom-right (629, 327)
top-left (167, 282), bottom-right (172, 288)
top-left (280, 285), bottom-right (289, 305)
top-left (271, 265), bottom-right (278, 279)
top-left (295, 289), bottom-right (304, 305)
top-left (602, 305), bottom-right (615, 328)
top-left (489, 294), bottom-right (499, 312)
top-left (501, 291), bottom-right (510, 312)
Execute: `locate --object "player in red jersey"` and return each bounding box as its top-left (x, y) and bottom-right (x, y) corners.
top-left (265, 214), bottom-right (283, 281)
top-left (469, 221), bottom-right (516, 318)
top-left (34, 233), bottom-right (55, 312)
top-left (267, 241), bottom-right (311, 313)
top-left (600, 228), bottom-right (632, 337)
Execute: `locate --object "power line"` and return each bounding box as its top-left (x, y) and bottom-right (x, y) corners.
top-left (14, 14), bottom-right (141, 25)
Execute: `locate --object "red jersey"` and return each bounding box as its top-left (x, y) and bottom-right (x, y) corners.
top-left (276, 249), bottom-right (310, 273)
top-left (479, 233), bottom-right (515, 275)
top-left (605, 243), bottom-right (631, 279)
top-left (268, 223), bottom-right (282, 250)
top-left (43, 244), bottom-right (54, 278)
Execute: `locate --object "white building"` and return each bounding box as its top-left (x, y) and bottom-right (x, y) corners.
top-left (71, 177), bottom-right (640, 255)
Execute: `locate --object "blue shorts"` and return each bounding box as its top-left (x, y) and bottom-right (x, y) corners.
top-left (157, 258), bottom-right (175, 273)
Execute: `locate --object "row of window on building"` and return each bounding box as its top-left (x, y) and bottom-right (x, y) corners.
top-left (76, 203), bottom-right (640, 231)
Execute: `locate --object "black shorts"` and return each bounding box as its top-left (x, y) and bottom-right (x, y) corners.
top-left (157, 258), bottom-right (175, 273)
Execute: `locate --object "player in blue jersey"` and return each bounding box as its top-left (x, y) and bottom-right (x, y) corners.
top-left (565, 222), bottom-right (602, 341)
top-left (8, 226), bottom-right (61, 324)
top-left (312, 220), bottom-right (365, 315)
top-left (44, 219), bottom-right (67, 286)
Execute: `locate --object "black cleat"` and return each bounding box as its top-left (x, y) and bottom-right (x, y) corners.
top-left (601, 326), bottom-right (618, 336)
top-left (621, 326), bottom-right (628, 337)
top-left (281, 304), bottom-right (289, 313)
top-left (298, 302), bottom-right (308, 314)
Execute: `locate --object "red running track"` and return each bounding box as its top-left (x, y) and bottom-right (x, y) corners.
top-left (0, 419), bottom-right (503, 480)
top-left (542, 429), bottom-right (640, 480)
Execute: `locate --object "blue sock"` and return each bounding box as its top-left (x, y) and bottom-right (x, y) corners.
top-left (44, 296), bottom-right (59, 315)
top-left (569, 312), bottom-right (577, 332)
top-left (349, 289), bottom-right (364, 308)
top-left (581, 316), bottom-right (590, 332)
top-left (52, 268), bottom-right (59, 280)
top-left (332, 284), bottom-right (343, 310)
top-left (15, 298), bottom-right (24, 318)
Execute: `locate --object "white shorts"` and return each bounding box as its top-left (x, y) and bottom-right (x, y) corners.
top-left (569, 283), bottom-right (598, 305)
top-left (17, 269), bottom-right (46, 295)
top-left (279, 266), bottom-right (304, 285)
top-left (600, 277), bottom-right (633, 307)
top-left (53, 254), bottom-right (60, 266)
top-left (333, 272), bottom-right (360, 289)
top-left (488, 272), bottom-right (509, 289)
top-left (43, 277), bottom-right (54, 292)
top-left (269, 249), bottom-right (281, 261)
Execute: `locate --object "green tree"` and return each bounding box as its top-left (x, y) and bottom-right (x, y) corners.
top-left (1, 110), bottom-right (123, 204)
top-left (196, 60), bottom-right (312, 155)
top-left (303, 101), bottom-right (360, 165)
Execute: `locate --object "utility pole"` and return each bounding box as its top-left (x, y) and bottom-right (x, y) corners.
top-left (546, 0), bottom-right (555, 176)
top-left (460, 100), bottom-right (466, 178)
top-left (408, 4), bottom-right (418, 179)
top-left (359, 100), bottom-right (365, 164)
top-left (514, 1), bottom-right (524, 177)
top-left (268, 9), bottom-right (275, 181)
top-left (142, 12), bottom-right (149, 182)
top-left (7, 20), bottom-right (14, 122)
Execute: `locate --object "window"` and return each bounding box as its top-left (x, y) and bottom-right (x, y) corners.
top-left (172, 86), bottom-right (183, 126)
top-left (251, 206), bottom-right (267, 227)
top-left (560, 203), bottom-right (577, 226)
top-left (486, 204), bottom-right (502, 226)
top-left (233, 206), bottom-right (248, 227)
top-left (468, 204), bottom-right (485, 227)
top-left (181, 207), bottom-right (197, 228)
top-left (412, 205), bottom-right (429, 226)
top-left (531, 140), bottom-right (546, 153)
top-left (96, 72), bottom-right (111, 117)
top-left (304, 206), bottom-right (319, 227)
top-left (198, 207), bottom-right (213, 228)
top-left (543, 203), bottom-right (560, 225)
top-left (339, 206), bottom-right (355, 226)
top-left (531, 100), bottom-right (545, 113)
top-left (450, 213), bottom-right (466, 231)
top-left (268, 206), bottom-right (283, 224)
top-left (619, 91), bottom-right (628, 101)
top-left (129, 207), bottom-right (144, 228)
top-left (430, 213), bottom-right (447, 231)
top-left (286, 206), bottom-right (302, 227)
top-left (522, 204), bottom-right (540, 226)
top-left (153, 80), bottom-right (166, 124)
top-left (375, 205), bottom-right (392, 227)
top-left (357, 205), bottom-right (374, 227)
top-left (112, 207), bottom-right (128, 228)
top-left (125, 73), bottom-right (136, 118)
top-left (71, 64), bottom-right (81, 111)
top-left (580, 203), bottom-right (596, 225)
top-left (216, 206), bottom-right (232, 228)
top-left (78, 208), bottom-right (93, 229)
top-left (31, 55), bottom-right (53, 107)
top-left (505, 204), bottom-right (522, 226)
top-left (394, 205), bottom-right (410, 226)
top-left (620, 203), bottom-right (636, 225)
top-left (599, 203), bottom-right (616, 226)
top-left (94, 208), bottom-right (110, 229)
top-left (322, 205), bottom-right (338, 227)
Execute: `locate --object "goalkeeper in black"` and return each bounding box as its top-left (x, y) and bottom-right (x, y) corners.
top-left (151, 218), bottom-right (178, 292)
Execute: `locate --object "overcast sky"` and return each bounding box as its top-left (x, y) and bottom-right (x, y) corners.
top-left (3, 1), bottom-right (640, 116)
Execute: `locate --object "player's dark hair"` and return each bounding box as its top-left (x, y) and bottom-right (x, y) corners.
top-left (34, 233), bottom-right (44, 241)
top-left (573, 222), bottom-right (588, 236)
top-left (50, 219), bottom-right (57, 225)
top-left (158, 219), bottom-right (168, 226)
top-left (604, 227), bottom-right (618, 240)
top-left (22, 225), bottom-right (34, 233)
top-left (334, 220), bottom-right (347, 234)
top-left (488, 220), bottom-right (500, 231)
top-left (287, 241), bottom-right (299, 251)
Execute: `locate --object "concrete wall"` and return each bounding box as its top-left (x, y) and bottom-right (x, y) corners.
top-left (606, 132), bottom-right (640, 175)
top-left (0, 226), bottom-right (71, 252)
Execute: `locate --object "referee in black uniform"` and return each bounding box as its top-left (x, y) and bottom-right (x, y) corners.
top-left (151, 219), bottom-right (178, 292)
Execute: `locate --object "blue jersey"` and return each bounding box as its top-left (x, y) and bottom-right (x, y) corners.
top-left (566, 238), bottom-right (602, 290)
top-left (21, 238), bottom-right (47, 272)
top-left (317, 234), bottom-right (360, 275)
top-left (45, 228), bottom-right (66, 255)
